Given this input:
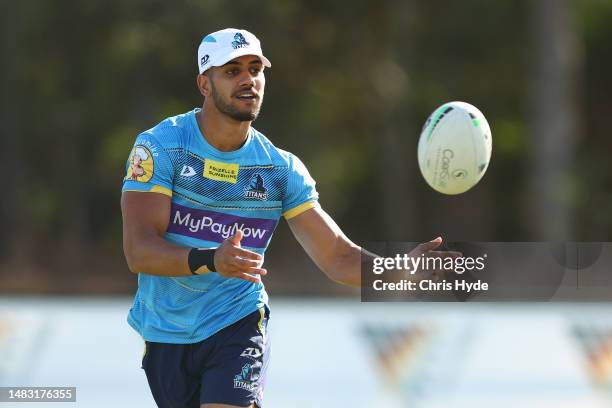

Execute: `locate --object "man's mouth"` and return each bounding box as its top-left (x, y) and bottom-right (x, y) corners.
top-left (234, 91), bottom-right (258, 101)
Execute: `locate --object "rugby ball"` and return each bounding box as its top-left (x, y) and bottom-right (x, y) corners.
top-left (417, 101), bottom-right (492, 195)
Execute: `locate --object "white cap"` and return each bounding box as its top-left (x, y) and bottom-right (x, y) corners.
top-left (197, 28), bottom-right (271, 74)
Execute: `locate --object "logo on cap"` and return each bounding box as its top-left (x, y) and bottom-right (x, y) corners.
top-left (231, 33), bottom-right (250, 49)
top-left (200, 54), bottom-right (210, 68)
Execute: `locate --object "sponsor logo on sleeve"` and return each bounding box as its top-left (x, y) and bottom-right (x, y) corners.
top-left (125, 145), bottom-right (154, 182)
top-left (203, 159), bottom-right (239, 183)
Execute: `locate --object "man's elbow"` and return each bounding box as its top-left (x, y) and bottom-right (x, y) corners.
top-left (326, 270), bottom-right (361, 287)
top-left (125, 256), bottom-right (142, 274)
top-left (321, 261), bottom-right (361, 287)
top-left (322, 247), bottom-right (362, 287)
top-left (123, 241), bottom-right (147, 274)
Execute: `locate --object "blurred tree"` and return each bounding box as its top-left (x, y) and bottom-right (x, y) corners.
top-left (528, 0), bottom-right (582, 240)
top-left (0, 0), bottom-right (610, 293)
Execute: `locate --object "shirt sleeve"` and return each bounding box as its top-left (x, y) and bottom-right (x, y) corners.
top-left (122, 132), bottom-right (174, 197)
top-left (282, 153), bottom-right (319, 219)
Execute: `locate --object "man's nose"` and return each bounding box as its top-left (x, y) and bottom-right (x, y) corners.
top-left (238, 71), bottom-right (256, 87)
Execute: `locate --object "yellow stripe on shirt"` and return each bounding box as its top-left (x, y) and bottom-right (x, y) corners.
top-left (123, 185), bottom-right (173, 197)
top-left (283, 201), bottom-right (319, 219)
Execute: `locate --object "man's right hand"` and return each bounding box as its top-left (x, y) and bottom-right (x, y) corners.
top-left (213, 229), bottom-right (267, 284)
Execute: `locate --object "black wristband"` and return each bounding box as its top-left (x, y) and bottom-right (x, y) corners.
top-left (188, 248), bottom-right (217, 275)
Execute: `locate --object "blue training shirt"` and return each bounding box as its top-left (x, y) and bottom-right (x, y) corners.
top-left (122, 108), bottom-right (318, 344)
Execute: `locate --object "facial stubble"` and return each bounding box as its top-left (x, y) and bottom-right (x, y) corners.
top-left (209, 80), bottom-right (261, 122)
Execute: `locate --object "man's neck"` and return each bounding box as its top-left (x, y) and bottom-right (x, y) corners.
top-left (197, 105), bottom-right (251, 152)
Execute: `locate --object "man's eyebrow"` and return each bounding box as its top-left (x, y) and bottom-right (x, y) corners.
top-left (223, 58), bottom-right (262, 67)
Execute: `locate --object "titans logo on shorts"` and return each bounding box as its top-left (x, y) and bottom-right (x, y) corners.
top-left (122, 108), bottom-right (318, 344)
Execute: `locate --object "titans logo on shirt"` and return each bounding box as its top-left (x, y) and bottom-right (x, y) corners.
top-left (244, 174), bottom-right (268, 201)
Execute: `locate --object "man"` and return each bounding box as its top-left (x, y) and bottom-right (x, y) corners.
top-left (121, 28), bottom-right (450, 408)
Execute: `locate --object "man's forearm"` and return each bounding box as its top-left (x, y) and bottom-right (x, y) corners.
top-left (124, 232), bottom-right (194, 277)
top-left (321, 241), bottom-right (378, 288)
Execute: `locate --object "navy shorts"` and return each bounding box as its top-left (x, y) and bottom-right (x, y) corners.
top-left (142, 307), bottom-right (270, 408)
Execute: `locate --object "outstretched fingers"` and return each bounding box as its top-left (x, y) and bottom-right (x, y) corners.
top-left (428, 250), bottom-right (463, 259)
top-left (415, 237), bottom-right (443, 253)
top-left (212, 229), bottom-right (267, 283)
top-left (238, 271), bottom-right (267, 284)
top-left (232, 246), bottom-right (264, 261)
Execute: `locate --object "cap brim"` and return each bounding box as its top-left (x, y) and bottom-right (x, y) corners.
top-left (212, 49), bottom-right (271, 69)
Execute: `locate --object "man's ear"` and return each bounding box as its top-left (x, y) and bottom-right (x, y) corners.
top-left (196, 73), bottom-right (211, 97)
